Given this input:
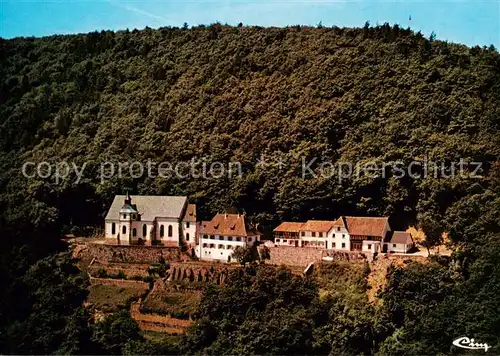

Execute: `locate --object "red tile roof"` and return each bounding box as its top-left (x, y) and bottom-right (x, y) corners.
top-left (273, 216), bottom-right (389, 236)
top-left (273, 222), bottom-right (304, 233)
top-left (199, 214), bottom-right (259, 237)
top-left (387, 231), bottom-right (413, 244)
top-left (182, 203), bottom-right (197, 222)
top-left (343, 216), bottom-right (389, 237)
top-left (301, 220), bottom-right (337, 233)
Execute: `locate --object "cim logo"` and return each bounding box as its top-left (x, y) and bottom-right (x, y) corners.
top-left (453, 337), bottom-right (491, 352)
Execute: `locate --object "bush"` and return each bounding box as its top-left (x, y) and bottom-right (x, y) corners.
top-left (362, 262), bottom-right (371, 276)
top-left (171, 311), bottom-right (190, 320)
top-left (95, 268), bottom-right (108, 278)
top-left (116, 271), bottom-right (127, 279)
top-left (108, 271), bottom-right (127, 279)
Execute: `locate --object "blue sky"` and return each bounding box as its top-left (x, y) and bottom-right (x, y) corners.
top-left (1, 0), bottom-right (499, 47)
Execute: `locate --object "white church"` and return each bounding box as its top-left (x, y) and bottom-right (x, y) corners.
top-left (104, 193), bottom-right (197, 246)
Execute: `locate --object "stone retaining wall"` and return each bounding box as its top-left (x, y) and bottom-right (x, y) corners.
top-left (89, 276), bottom-right (149, 289)
top-left (73, 243), bottom-right (190, 264)
top-left (166, 262), bottom-right (235, 285)
top-left (89, 265), bottom-right (150, 278)
top-left (131, 299), bottom-right (191, 334)
top-left (268, 246), bottom-right (325, 267)
top-left (267, 247), bottom-right (369, 267)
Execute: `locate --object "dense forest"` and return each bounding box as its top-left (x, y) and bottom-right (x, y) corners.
top-left (0, 23), bottom-right (499, 354)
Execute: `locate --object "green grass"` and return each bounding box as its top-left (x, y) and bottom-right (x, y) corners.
top-left (141, 330), bottom-right (181, 343)
top-left (87, 283), bottom-right (148, 312)
top-left (141, 290), bottom-right (201, 318)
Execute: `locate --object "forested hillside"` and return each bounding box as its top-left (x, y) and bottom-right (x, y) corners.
top-left (1, 23), bottom-right (499, 234)
top-left (0, 24), bottom-right (499, 354)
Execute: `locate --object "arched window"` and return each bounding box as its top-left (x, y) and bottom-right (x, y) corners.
top-left (168, 225), bottom-right (173, 237)
top-left (132, 228), bottom-right (137, 237)
top-left (160, 225), bottom-right (164, 237)
top-left (143, 224), bottom-right (147, 237)
top-left (111, 222), bottom-right (116, 235)
top-left (186, 233), bottom-right (190, 241)
top-left (122, 225), bottom-right (126, 234)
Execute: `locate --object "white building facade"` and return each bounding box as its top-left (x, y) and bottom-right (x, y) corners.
top-left (197, 213), bottom-right (261, 262)
top-left (104, 194), bottom-right (196, 246)
top-left (384, 231), bottom-right (414, 253)
top-left (274, 216), bottom-right (398, 254)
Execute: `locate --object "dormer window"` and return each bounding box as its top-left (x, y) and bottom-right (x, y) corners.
top-left (123, 214), bottom-right (127, 219)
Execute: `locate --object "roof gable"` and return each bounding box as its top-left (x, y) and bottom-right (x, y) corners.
top-left (182, 204), bottom-right (197, 222)
top-left (200, 213), bottom-right (259, 236)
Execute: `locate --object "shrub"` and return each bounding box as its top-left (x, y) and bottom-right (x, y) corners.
top-left (95, 268), bottom-right (108, 278)
top-left (116, 271), bottom-right (127, 279)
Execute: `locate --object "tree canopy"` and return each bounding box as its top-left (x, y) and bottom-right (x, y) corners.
top-left (0, 23), bottom-right (499, 355)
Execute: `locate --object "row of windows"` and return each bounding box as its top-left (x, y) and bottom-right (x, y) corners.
top-left (111, 223), bottom-right (190, 241)
top-left (274, 239), bottom-right (347, 249)
top-left (123, 213), bottom-right (139, 220)
top-left (202, 235), bottom-right (253, 242)
top-left (303, 241), bottom-right (325, 246)
top-left (299, 232), bottom-right (346, 238)
top-left (331, 242), bottom-right (346, 248)
top-left (202, 243), bottom-right (234, 250)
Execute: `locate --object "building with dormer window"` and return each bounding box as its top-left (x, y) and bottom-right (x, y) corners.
top-left (197, 213), bottom-right (261, 262)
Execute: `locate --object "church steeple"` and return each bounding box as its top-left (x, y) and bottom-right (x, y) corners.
top-left (120, 191), bottom-right (137, 218)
